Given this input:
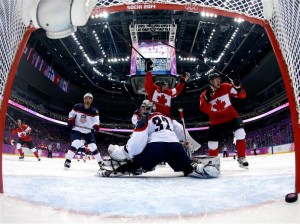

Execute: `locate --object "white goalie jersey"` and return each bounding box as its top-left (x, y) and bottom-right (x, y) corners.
top-left (125, 112), bottom-right (179, 158)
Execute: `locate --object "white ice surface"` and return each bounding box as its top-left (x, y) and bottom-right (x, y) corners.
top-left (1, 153), bottom-right (300, 224)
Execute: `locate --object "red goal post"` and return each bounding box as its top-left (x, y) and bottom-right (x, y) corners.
top-left (0, 0), bottom-right (299, 194)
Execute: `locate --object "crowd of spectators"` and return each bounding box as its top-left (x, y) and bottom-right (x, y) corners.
top-left (4, 90), bottom-right (294, 158)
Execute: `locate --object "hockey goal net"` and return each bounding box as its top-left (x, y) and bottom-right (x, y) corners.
top-left (0, 0), bottom-right (299, 193)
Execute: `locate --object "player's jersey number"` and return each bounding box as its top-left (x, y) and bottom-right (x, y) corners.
top-left (152, 116), bottom-right (172, 132)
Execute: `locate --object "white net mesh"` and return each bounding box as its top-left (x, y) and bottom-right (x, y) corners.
top-left (269, 0), bottom-right (300, 123)
top-left (0, 0), bottom-right (26, 109)
top-left (95, 0), bottom-right (265, 19)
top-left (94, 0), bottom-right (300, 121)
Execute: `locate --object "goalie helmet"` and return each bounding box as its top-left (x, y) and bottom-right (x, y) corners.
top-left (141, 100), bottom-right (155, 114)
top-left (83, 93), bottom-right (93, 100)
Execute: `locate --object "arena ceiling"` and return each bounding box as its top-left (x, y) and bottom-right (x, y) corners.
top-left (20, 10), bottom-right (284, 122)
top-left (25, 9), bottom-right (284, 122)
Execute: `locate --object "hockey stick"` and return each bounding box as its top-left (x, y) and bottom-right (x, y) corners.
top-left (178, 108), bottom-right (192, 158)
top-left (161, 42), bottom-right (235, 83)
top-left (6, 113), bottom-right (18, 125)
top-left (75, 125), bottom-right (130, 139)
top-left (106, 24), bottom-right (146, 59)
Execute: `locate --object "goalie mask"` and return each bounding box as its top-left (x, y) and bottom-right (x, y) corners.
top-left (141, 100), bottom-right (155, 115)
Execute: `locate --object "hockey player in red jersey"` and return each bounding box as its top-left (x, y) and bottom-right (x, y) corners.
top-left (144, 59), bottom-right (201, 153)
top-left (11, 119), bottom-right (41, 161)
top-left (199, 73), bottom-right (249, 168)
top-left (100, 101), bottom-right (220, 178)
top-left (144, 59), bottom-right (189, 117)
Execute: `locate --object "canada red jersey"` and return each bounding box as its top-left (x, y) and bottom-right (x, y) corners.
top-left (144, 71), bottom-right (185, 117)
top-left (11, 124), bottom-right (32, 141)
top-left (199, 83), bottom-right (246, 125)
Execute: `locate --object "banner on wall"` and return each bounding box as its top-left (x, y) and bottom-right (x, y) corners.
top-left (22, 45), bottom-right (69, 93)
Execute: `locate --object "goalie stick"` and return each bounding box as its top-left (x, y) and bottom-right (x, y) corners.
top-left (178, 108), bottom-right (192, 158)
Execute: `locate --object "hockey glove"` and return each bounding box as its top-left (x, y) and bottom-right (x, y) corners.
top-left (204, 86), bottom-right (214, 103)
top-left (180, 72), bottom-right (190, 83)
top-left (232, 79), bottom-right (243, 92)
top-left (144, 59), bottom-right (153, 72)
top-left (67, 117), bottom-right (75, 129)
top-left (92, 124), bottom-right (100, 133)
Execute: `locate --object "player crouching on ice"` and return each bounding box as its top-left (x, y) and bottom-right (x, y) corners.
top-left (99, 101), bottom-right (219, 178)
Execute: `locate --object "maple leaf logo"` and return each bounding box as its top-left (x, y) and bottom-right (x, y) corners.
top-left (212, 99), bottom-right (226, 111)
top-left (157, 94), bottom-right (167, 106)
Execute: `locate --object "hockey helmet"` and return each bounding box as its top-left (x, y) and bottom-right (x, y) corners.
top-left (155, 80), bottom-right (168, 87)
top-left (141, 100), bottom-right (155, 114)
top-left (208, 73), bottom-right (221, 81)
top-left (83, 93), bottom-right (93, 100)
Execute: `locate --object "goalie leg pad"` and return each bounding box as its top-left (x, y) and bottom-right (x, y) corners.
top-left (99, 156), bottom-right (144, 177)
top-left (190, 163), bottom-right (220, 178)
top-left (108, 144), bottom-right (129, 161)
top-left (191, 155), bottom-right (220, 172)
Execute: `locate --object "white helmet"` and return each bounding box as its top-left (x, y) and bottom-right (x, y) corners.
top-left (141, 100), bottom-right (155, 114)
top-left (83, 93), bottom-right (93, 100)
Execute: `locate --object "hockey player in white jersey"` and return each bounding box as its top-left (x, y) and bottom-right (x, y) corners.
top-left (100, 101), bottom-right (219, 178)
top-left (64, 93), bottom-right (103, 169)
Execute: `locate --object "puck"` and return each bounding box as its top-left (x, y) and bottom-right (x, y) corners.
top-left (285, 193), bottom-right (298, 203)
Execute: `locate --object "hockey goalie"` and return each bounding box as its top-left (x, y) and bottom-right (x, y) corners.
top-left (98, 101), bottom-right (220, 178)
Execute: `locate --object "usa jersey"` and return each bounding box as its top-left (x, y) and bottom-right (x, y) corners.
top-left (144, 71), bottom-right (185, 117)
top-left (199, 83), bottom-right (246, 125)
top-left (125, 112), bottom-right (179, 157)
top-left (69, 103), bottom-right (100, 134)
top-left (11, 124), bottom-right (32, 141)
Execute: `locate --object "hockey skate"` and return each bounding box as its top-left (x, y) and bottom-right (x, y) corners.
top-left (64, 159), bottom-right (71, 169)
top-left (237, 157), bottom-right (249, 169)
top-left (19, 154), bottom-right (24, 160)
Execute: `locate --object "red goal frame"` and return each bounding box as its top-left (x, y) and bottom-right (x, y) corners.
top-left (0, 2), bottom-right (299, 195)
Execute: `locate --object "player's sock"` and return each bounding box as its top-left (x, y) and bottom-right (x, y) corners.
top-left (208, 149), bottom-right (219, 157)
top-left (236, 139), bottom-right (246, 157)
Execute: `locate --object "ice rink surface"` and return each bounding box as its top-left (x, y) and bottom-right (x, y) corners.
top-left (1, 153), bottom-right (299, 224)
